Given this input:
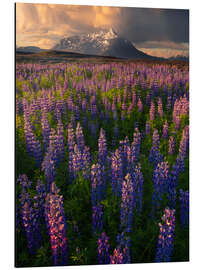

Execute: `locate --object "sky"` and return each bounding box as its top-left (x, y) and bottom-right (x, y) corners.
top-left (16, 3), bottom-right (189, 58)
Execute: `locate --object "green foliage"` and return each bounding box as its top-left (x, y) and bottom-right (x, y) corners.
top-left (40, 75), bottom-right (52, 89)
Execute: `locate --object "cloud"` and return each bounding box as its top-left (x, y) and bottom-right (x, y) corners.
top-left (16, 3), bottom-right (121, 48)
top-left (133, 41), bottom-right (189, 50)
top-left (118, 8), bottom-right (189, 43)
top-left (16, 3), bottom-right (189, 56)
top-left (137, 48), bottom-right (189, 58)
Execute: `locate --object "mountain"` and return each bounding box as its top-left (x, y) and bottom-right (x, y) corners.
top-left (53, 28), bottom-right (160, 60)
top-left (168, 55), bottom-right (189, 61)
top-left (16, 46), bottom-right (45, 53)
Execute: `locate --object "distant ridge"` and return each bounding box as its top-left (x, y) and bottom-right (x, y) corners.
top-left (168, 55), bottom-right (189, 61)
top-left (16, 46), bottom-right (45, 53)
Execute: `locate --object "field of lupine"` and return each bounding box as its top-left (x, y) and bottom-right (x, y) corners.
top-left (16, 61), bottom-right (189, 267)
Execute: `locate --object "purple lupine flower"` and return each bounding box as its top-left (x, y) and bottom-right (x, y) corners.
top-left (137, 97), bottom-right (143, 112)
top-left (175, 115), bottom-right (181, 130)
top-left (67, 96), bottom-right (74, 111)
top-left (82, 146), bottom-right (91, 179)
top-left (117, 93), bottom-right (121, 104)
top-left (157, 98), bottom-right (163, 117)
top-left (82, 115), bottom-right (87, 127)
top-left (33, 179), bottom-right (46, 222)
top-left (76, 122), bottom-right (85, 153)
top-left (121, 111), bottom-right (125, 121)
top-left (120, 173), bottom-right (134, 232)
top-left (68, 151), bottom-right (74, 184)
top-left (91, 163), bottom-right (103, 206)
top-left (179, 126), bottom-right (189, 159)
top-left (67, 123), bottom-right (75, 183)
top-left (16, 203), bottom-right (21, 231)
top-left (146, 92), bottom-right (150, 106)
top-left (72, 144), bottom-right (84, 178)
top-left (45, 182), bottom-right (68, 266)
top-left (24, 109), bottom-right (42, 166)
top-left (20, 196), bottom-right (37, 254)
top-left (17, 174), bottom-right (32, 189)
top-left (119, 137), bottom-right (130, 177)
top-left (127, 102), bottom-right (133, 115)
top-left (167, 96), bottom-right (172, 112)
top-left (56, 119), bottom-right (64, 163)
top-left (111, 149), bottom-right (123, 197)
top-left (152, 129), bottom-right (160, 149)
top-left (145, 120), bottom-right (150, 135)
top-left (131, 128), bottom-right (141, 164)
top-left (162, 120), bottom-right (169, 139)
top-left (132, 92), bottom-right (136, 105)
top-left (151, 162), bottom-right (169, 217)
top-left (172, 99), bottom-right (179, 122)
top-left (179, 189), bottom-right (189, 229)
top-left (81, 99), bottom-right (87, 113)
top-left (106, 154), bottom-right (112, 184)
top-left (71, 143), bottom-right (90, 180)
top-left (122, 102), bottom-right (126, 111)
top-left (74, 105), bottom-right (80, 121)
top-left (180, 94), bottom-right (189, 116)
top-left (48, 128), bottom-right (58, 166)
top-left (155, 208), bottom-right (176, 262)
top-left (92, 204), bottom-right (103, 234)
top-left (131, 164), bottom-right (144, 214)
top-left (150, 101), bottom-right (155, 121)
top-left (110, 248), bottom-right (124, 264)
top-left (67, 124), bottom-right (75, 153)
top-left (183, 125), bottom-right (189, 150)
top-left (98, 128), bottom-right (107, 193)
top-left (175, 155), bottom-right (185, 175)
top-left (168, 136), bottom-right (176, 155)
top-left (32, 137), bottom-right (43, 167)
top-left (41, 110), bottom-right (50, 151)
top-left (97, 232), bottom-right (110, 264)
top-left (116, 232), bottom-right (131, 264)
top-left (167, 165), bottom-right (178, 209)
top-left (70, 114), bottom-right (75, 129)
top-left (126, 146), bottom-right (132, 173)
top-left (42, 149), bottom-right (55, 192)
top-left (19, 188), bottom-right (41, 254)
top-left (55, 108), bottom-right (62, 123)
top-left (172, 96), bottom-right (189, 125)
top-left (98, 128), bottom-right (107, 166)
top-left (149, 129), bottom-right (163, 167)
top-left (113, 110), bottom-right (118, 121)
top-left (90, 101), bottom-right (98, 120)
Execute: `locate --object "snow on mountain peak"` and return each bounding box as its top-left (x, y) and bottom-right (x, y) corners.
top-left (87, 27), bottom-right (118, 41)
top-left (54, 27), bottom-right (119, 54)
top-left (53, 27), bottom-right (154, 60)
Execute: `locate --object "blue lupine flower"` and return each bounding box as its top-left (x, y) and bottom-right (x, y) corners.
top-left (155, 208), bottom-right (176, 262)
top-left (179, 189), bottom-right (189, 229)
top-left (92, 204), bottom-right (103, 234)
top-left (97, 232), bottom-right (110, 264)
top-left (151, 162), bottom-right (169, 217)
top-left (120, 173), bottom-right (134, 232)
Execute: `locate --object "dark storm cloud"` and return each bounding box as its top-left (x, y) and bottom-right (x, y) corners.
top-left (116, 8), bottom-right (189, 44)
